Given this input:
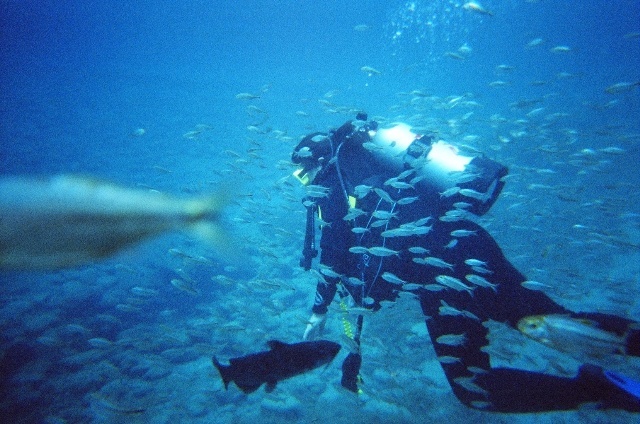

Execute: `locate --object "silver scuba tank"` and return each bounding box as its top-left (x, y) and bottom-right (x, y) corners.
top-left (338, 122), bottom-right (508, 216)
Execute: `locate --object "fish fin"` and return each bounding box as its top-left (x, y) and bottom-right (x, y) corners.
top-left (236, 382), bottom-right (262, 394)
top-left (267, 340), bottom-right (289, 351)
top-left (188, 221), bottom-right (237, 263)
top-left (212, 356), bottom-right (231, 390)
top-left (187, 191), bottom-right (246, 266)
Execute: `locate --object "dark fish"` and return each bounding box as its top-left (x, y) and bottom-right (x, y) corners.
top-left (212, 340), bottom-right (340, 393)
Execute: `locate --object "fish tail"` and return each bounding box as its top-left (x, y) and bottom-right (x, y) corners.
top-left (187, 192), bottom-right (244, 265)
top-left (212, 356), bottom-right (231, 389)
top-left (189, 220), bottom-right (241, 265)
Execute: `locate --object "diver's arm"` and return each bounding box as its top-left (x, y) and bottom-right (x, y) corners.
top-left (302, 275), bottom-right (339, 340)
top-left (311, 275), bottom-right (339, 315)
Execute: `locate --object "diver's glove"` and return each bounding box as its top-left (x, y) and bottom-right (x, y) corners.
top-left (576, 364), bottom-right (640, 412)
top-left (303, 313), bottom-right (327, 341)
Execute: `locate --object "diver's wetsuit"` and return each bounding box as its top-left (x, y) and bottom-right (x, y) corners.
top-left (305, 122), bottom-right (640, 412)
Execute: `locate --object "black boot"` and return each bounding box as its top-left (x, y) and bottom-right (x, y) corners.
top-left (341, 352), bottom-right (362, 393)
top-left (576, 364), bottom-right (640, 412)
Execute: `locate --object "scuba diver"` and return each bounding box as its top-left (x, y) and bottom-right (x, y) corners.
top-left (291, 112), bottom-right (640, 412)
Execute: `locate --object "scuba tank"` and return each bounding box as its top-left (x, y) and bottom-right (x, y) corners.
top-left (337, 119), bottom-right (508, 217)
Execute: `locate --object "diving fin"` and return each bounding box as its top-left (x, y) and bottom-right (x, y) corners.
top-left (605, 370), bottom-right (640, 400)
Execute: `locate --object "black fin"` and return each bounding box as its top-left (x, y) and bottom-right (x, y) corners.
top-left (267, 340), bottom-right (288, 350)
top-left (236, 382), bottom-right (262, 394)
top-left (212, 356), bottom-right (231, 390)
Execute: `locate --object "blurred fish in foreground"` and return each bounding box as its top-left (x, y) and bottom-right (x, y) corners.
top-left (0, 175), bottom-right (235, 270)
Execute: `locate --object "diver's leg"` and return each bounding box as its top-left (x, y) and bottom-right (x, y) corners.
top-left (441, 222), bottom-right (640, 355)
top-left (420, 222), bottom-right (640, 411)
top-left (419, 293), bottom-right (640, 412)
top-left (419, 293), bottom-right (493, 407)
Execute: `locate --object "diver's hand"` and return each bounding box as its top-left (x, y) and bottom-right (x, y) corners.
top-left (303, 313), bottom-right (327, 341)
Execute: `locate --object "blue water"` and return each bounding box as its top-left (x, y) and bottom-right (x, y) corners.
top-left (1, 0), bottom-right (639, 422)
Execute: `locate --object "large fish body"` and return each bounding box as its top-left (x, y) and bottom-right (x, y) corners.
top-left (518, 314), bottom-right (627, 358)
top-left (212, 340), bottom-right (340, 393)
top-left (0, 175), bottom-right (230, 270)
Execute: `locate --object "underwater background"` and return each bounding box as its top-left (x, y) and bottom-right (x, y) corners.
top-left (1, 0), bottom-right (639, 422)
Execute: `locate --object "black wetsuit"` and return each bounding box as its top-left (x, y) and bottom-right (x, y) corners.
top-left (306, 123), bottom-right (640, 412)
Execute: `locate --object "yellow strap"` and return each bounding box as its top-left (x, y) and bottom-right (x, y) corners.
top-left (340, 295), bottom-right (364, 394)
top-left (339, 299), bottom-right (354, 339)
top-left (348, 195), bottom-right (357, 209)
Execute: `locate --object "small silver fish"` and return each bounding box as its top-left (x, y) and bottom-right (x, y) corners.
top-left (464, 258), bottom-right (487, 267)
top-left (311, 134), bottom-right (328, 142)
top-left (367, 246), bottom-right (400, 257)
top-left (453, 376), bottom-right (489, 396)
top-left (438, 300), bottom-right (480, 321)
top-left (435, 275), bottom-right (474, 295)
top-left (465, 274), bottom-right (498, 292)
top-left (453, 202), bottom-right (473, 209)
top-left (343, 208), bottom-right (368, 221)
top-left (450, 229), bottom-right (477, 238)
top-left (381, 272), bottom-right (407, 285)
top-left (520, 280), bottom-right (552, 291)
top-left (370, 219), bottom-right (390, 228)
top-left (396, 169), bottom-right (415, 180)
top-left (318, 266), bottom-right (342, 279)
top-left (306, 184), bottom-right (331, 198)
top-left (170, 278), bottom-right (200, 295)
top-left (381, 228), bottom-right (413, 238)
top-left (397, 196), bottom-right (419, 205)
top-left (130, 287), bottom-right (159, 297)
top-left (295, 146), bottom-right (313, 158)
top-left (458, 188), bottom-right (486, 200)
top-left (345, 306), bottom-right (375, 316)
top-left (362, 142), bottom-right (383, 152)
top-left (372, 210), bottom-right (398, 220)
top-left (354, 184), bottom-right (373, 198)
top-left (467, 366), bottom-right (489, 375)
top-left (374, 188), bottom-right (395, 204)
top-left (388, 181), bottom-right (413, 190)
top-left (235, 92), bottom-right (261, 100)
top-left (444, 239), bottom-right (458, 249)
top-left (471, 265), bottom-right (493, 275)
top-left (351, 227), bottom-right (370, 234)
top-left (436, 333), bottom-right (467, 346)
top-left (347, 277), bottom-right (365, 286)
top-left (414, 216), bottom-right (433, 226)
top-left (437, 355), bottom-right (462, 364)
top-left (423, 284), bottom-right (447, 292)
top-left (440, 187), bottom-right (461, 198)
top-left (423, 257), bottom-right (454, 271)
